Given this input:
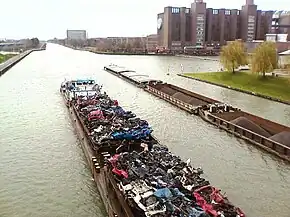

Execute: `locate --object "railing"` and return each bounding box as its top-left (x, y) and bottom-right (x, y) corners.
top-left (147, 86), bottom-right (196, 112)
top-left (207, 113), bottom-right (290, 157)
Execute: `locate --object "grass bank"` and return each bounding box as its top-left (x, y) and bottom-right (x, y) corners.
top-left (0, 53), bottom-right (16, 64)
top-left (183, 71), bottom-right (290, 102)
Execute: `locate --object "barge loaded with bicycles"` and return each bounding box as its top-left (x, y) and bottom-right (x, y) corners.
top-left (103, 64), bottom-right (290, 162)
top-left (60, 79), bottom-right (246, 217)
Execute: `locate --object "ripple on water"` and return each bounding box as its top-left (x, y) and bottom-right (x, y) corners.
top-left (1, 44), bottom-right (290, 217)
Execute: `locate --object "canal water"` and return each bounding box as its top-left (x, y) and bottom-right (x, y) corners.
top-left (0, 43), bottom-right (289, 217)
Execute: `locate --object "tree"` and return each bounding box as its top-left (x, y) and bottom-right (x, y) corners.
top-left (133, 40), bottom-right (141, 48)
top-left (126, 43), bottom-right (132, 52)
top-left (119, 42), bottom-right (126, 50)
top-left (220, 40), bottom-right (247, 73)
top-left (30, 38), bottom-right (39, 48)
top-left (251, 41), bottom-right (277, 77)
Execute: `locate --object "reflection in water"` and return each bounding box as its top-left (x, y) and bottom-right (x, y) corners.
top-left (0, 44), bottom-right (289, 217)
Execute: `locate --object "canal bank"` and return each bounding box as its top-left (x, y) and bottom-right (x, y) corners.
top-left (175, 54), bottom-right (220, 61)
top-left (1, 43), bottom-right (289, 217)
top-left (62, 45), bottom-right (175, 56)
top-left (0, 53), bottom-right (17, 64)
top-left (178, 73), bottom-right (290, 105)
top-left (0, 46), bottom-right (46, 76)
top-left (104, 64), bottom-right (290, 162)
top-left (87, 49), bottom-right (174, 56)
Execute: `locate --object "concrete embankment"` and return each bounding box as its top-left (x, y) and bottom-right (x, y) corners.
top-left (86, 50), bottom-right (174, 56)
top-left (176, 54), bottom-right (220, 61)
top-left (0, 47), bottom-right (45, 76)
top-left (63, 45), bottom-right (175, 56)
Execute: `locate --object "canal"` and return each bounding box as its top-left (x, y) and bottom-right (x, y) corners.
top-left (0, 43), bottom-right (289, 217)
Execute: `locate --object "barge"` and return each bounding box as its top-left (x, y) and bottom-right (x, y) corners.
top-left (60, 79), bottom-right (246, 217)
top-left (104, 64), bottom-right (163, 88)
top-left (103, 64), bottom-right (290, 162)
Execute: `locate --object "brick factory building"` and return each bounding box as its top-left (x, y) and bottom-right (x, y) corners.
top-left (157, 0), bottom-right (290, 50)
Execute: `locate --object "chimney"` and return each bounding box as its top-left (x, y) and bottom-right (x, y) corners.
top-left (246, 0), bottom-right (254, 5)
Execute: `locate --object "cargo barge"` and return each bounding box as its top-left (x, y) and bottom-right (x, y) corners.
top-left (104, 64), bottom-right (163, 88)
top-left (103, 65), bottom-right (290, 162)
top-left (60, 79), bottom-right (246, 217)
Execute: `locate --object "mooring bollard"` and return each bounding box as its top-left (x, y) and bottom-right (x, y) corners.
top-left (95, 165), bottom-right (101, 173)
top-left (94, 159), bottom-right (101, 173)
top-left (103, 154), bottom-right (111, 158)
top-left (103, 153), bottom-right (111, 166)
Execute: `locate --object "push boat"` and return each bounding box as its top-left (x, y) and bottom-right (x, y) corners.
top-left (103, 64), bottom-right (290, 162)
top-left (60, 79), bottom-right (246, 217)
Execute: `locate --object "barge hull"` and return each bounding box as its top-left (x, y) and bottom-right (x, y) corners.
top-left (199, 110), bottom-right (290, 162)
top-left (104, 66), bottom-right (145, 87)
top-left (103, 64), bottom-right (290, 162)
top-left (60, 80), bottom-right (248, 217)
top-left (64, 96), bottom-right (133, 217)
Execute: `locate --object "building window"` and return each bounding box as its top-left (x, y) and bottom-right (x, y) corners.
top-left (185, 8), bottom-right (190, 14)
top-left (225, 10), bottom-right (230, 15)
top-left (213, 9), bottom-right (218, 15)
top-left (172, 7), bottom-right (180, 14)
top-left (237, 10), bottom-right (240, 15)
top-left (197, 15), bottom-right (205, 21)
top-left (248, 15), bottom-right (255, 22)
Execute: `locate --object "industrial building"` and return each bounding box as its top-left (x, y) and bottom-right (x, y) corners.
top-left (66, 30), bottom-right (87, 41)
top-left (157, 0), bottom-right (290, 50)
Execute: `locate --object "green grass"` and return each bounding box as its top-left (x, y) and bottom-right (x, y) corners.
top-left (0, 53), bottom-right (16, 64)
top-left (184, 71), bottom-right (290, 102)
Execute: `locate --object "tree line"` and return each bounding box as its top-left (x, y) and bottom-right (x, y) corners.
top-left (220, 40), bottom-right (284, 77)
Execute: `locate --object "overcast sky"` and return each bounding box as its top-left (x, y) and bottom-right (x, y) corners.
top-left (1, 0), bottom-right (288, 40)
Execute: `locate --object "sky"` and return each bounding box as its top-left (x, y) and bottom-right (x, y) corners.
top-left (1, 0), bottom-right (289, 40)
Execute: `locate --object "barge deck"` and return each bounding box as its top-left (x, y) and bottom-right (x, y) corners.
top-left (60, 78), bottom-right (246, 217)
top-left (103, 64), bottom-right (290, 162)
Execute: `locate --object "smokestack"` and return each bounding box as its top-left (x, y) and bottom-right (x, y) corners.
top-left (246, 0), bottom-right (254, 5)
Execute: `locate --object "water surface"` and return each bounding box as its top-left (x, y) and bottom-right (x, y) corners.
top-left (0, 44), bottom-right (289, 217)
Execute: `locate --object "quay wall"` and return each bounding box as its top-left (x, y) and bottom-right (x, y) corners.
top-left (0, 46), bottom-right (46, 77)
